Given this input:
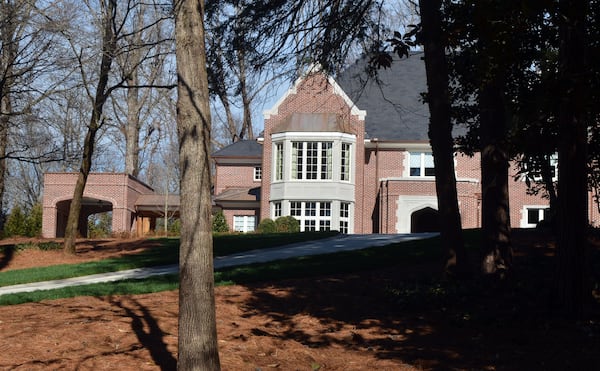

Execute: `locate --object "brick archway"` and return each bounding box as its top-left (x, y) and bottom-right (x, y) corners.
top-left (42, 173), bottom-right (178, 238)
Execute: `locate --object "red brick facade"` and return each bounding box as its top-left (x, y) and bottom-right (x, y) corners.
top-left (214, 70), bottom-right (599, 233)
top-left (42, 173), bottom-right (162, 238)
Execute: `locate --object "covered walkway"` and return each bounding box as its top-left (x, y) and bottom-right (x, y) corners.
top-left (42, 173), bottom-right (179, 238)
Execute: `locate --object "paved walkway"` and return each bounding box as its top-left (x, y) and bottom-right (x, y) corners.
top-left (0, 233), bottom-right (437, 296)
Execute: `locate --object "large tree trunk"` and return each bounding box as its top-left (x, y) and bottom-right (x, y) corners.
top-left (64, 0), bottom-right (117, 253)
top-left (0, 0), bottom-right (17, 230)
top-left (174, 0), bottom-right (221, 369)
top-left (419, 0), bottom-right (469, 278)
top-left (479, 80), bottom-right (513, 276)
top-left (555, 0), bottom-right (590, 318)
top-left (474, 0), bottom-right (513, 277)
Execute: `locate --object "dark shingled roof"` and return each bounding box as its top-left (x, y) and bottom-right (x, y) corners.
top-left (213, 187), bottom-right (261, 202)
top-left (212, 140), bottom-right (262, 158)
top-left (337, 52), bottom-right (431, 141)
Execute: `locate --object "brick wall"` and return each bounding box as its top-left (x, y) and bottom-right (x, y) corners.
top-left (261, 72), bottom-right (366, 231)
top-left (42, 173), bottom-right (155, 238)
top-left (214, 163), bottom-right (260, 195)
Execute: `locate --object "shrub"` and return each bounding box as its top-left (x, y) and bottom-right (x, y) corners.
top-left (212, 211), bottom-right (229, 233)
top-left (275, 216), bottom-right (300, 233)
top-left (257, 218), bottom-right (277, 234)
top-left (3, 205), bottom-right (27, 237)
top-left (168, 218), bottom-right (181, 235)
top-left (24, 203), bottom-right (43, 237)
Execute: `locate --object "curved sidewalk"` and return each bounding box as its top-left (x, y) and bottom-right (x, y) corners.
top-left (0, 233), bottom-right (437, 296)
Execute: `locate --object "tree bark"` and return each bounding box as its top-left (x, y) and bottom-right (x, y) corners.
top-left (555, 0), bottom-right (590, 318)
top-left (473, 1), bottom-right (513, 277)
top-left (479, 80), bottom-right (513, 276)
top-left (237, 47), bottom-right (253, 140)
top-left (64, 0), bottom-right (117, 253)
top-left (0, 96), bottom-right (9, 229)
top-left (419, 0), bottom-right (469, 278)
top-left (125, 67), bottom-right (141, 177)
top-left (0, 0), bottom-right (18, 230)
top-left (174, 0), bottom-right (221, 369)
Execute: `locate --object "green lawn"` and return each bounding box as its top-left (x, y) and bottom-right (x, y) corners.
top-left (0, 231), bottom-right (441, 305)
top-left (0, 231), bottom-right (339, 287)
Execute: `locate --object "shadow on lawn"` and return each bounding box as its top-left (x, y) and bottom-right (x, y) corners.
top-left (238, 230), bottom-right (600, 370)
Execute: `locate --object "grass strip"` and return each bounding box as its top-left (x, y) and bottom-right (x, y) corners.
top-left (0, 235), bottom-right (441, 305)
top-left (0, 238), bottom-right (179, 287)
top-left (0, 232), bottom-right (338, 287)
top-left (0, 274), bottom-right (179, 306)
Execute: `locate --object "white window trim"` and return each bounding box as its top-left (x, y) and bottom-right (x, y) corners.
top-left (519, 154), bottom-right (558, 183)
top-left (233, 215), bottom-right (256, 233)
top-left (408, 151), bottom-right (435, 178)
top-left (253, 166), bottom-right (262, 181)
top-left (520, 205), bottom-right (550, 228)
top-left (271, 133), bottom-right (356, 183)
top-left (291, 141), bottom-right (333, 180)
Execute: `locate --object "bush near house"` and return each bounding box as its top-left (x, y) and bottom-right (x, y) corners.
top-left (275, 216), bottom-right (300, 233)
top-left (212, 211), bottom-right (229, 233)
top-left (257, 218), bottom-right (277, 234)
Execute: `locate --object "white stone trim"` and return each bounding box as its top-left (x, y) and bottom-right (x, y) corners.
top-left (396, 195), bottom-right (438, 233)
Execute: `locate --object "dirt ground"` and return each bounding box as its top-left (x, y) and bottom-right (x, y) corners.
top-left (0, 232), bottom-right (598, 370)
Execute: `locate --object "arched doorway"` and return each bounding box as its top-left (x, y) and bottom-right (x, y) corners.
top-left (53, 197), bottom-right (113, 238)
top-left (411, 207), bottom-right (440, 233)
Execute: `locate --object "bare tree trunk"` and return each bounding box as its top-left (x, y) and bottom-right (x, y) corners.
top-left (125, 67), bottom-right (141, 177)
top-left (0, 0), bottom-right (18, 229)
top-left (64, 0), bottom-right (117, 253)
top-left (419, 0), bottom-right (469, 278)
top-left (555, 0), bottom-right (590, 318)
top-left (211, 38), bottom-right (238, 143)
top-left (473, 1), bottom-right (513, 277)
top-left (174, 0), bottom-right (221, 369)
top-left (0, 96), bottom-right (9, 227)
top-left (479, 81), bottom-right (513, 276)
top-left (237, 47), bottom-right (253, 140)
top-left (123, 6), bottom-right (146, 177)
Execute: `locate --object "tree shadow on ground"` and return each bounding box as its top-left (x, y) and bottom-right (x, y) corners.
top-left (0, 245), bottom-right (14, 270)
top-left (236, 229), bottom-right (600, 370)
top-left (106, 296), bottom-right (177, 370)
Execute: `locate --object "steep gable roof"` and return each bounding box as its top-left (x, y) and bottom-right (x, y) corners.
top-left (263, 67), bottom-right (366, 121)
top-left (337, 52), bottom-right (430, 141)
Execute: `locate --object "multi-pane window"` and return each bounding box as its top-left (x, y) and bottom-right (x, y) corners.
top-left (340, 202), bottom-right (350, 233)
top-left (291, 141), bottom-right (333, 180)
top-left (321, 142), bottom-right (333, 179)
top-left (290, 201), bottom-right (302, 217)
top-left (319, 202), bottom-right (332, 231)
top-left (274, 202), bottom-right (282, 218)
top-left (409, 152), bottom-right (435, 177)
top-left (290, 201), bottom-right (332, 232)
top-left (341, 143), bottom-right (351, 181)
top-left (275, 143), bottom-right (283, 181)
top-left (233, 215), bottom-right (256, 233)
top-left (254, 166), bottom-right (262, 181)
